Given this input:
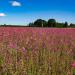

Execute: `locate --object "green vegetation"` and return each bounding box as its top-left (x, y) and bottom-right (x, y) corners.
top-left (28, 19), bottom-right (75, 28)
top-left (0, 18), bottom-right (75, 27)
top-left (0, 28), bottom-right (75, 75)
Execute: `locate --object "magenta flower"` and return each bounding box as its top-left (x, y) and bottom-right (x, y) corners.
top-left (71, 61), bottom-right (75, 68)
top-left (8, 43), bottom-right (18, 49)
top-left (22, 47), bottom-right (26, 52)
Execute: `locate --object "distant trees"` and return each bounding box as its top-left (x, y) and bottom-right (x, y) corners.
top-left (0, 18), bottom-right (75, 28)
top-left (47, 19), bottom-right (56, 27)
top-left (27, 18), bottom-right (75, 28)
top-left (34, 19), bottom-right (47, 27)
top-left (56, 23), bottom-right (64, 28)
top-left (69, 23), bottom-right (75, 27)
top-left (64, 22), bottom-right (68, 27)
top-left (34, 19), bottom-right (43, 27)
top-left (29, 23), bottom-right (34, 27)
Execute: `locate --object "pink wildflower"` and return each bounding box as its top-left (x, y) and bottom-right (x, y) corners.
top-left (22, 47), bottom-right (26, 52)
top-left (8, 43), bottom-right (18, 49)
top-left (71, 61), bottom-right (75, 68)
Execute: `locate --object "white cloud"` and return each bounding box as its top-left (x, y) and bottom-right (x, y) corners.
top-left (0, 13), bottom-right (6, 17)
top-left (10, 1), bottom-right (21, 6)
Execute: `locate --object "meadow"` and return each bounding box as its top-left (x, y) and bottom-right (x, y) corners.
top-left (0, 27), bottom-right (75, 75)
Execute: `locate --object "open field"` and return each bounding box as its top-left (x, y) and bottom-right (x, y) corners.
top-left (0, 27), bottom-right (75, 75)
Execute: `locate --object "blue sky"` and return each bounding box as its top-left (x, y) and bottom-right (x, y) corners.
top-left (0, 0), bottom-right (75, 25)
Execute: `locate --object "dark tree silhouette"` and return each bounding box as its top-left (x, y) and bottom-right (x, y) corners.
top-left (29, 23), bottom-right (34, 27)
top-left (47, 19), bottom-right (56, 27)
top-left (34, 19), bottom-right (47, 27)
top-left (70, 23), bottom-right (75, 27)
top-left (64, 22), bottom-right (68, 27)
top-left (56, 23), bottom-right (64, 28)
top-left (27, 18), bottom-right (75, 28)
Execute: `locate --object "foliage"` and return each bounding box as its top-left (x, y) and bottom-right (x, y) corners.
top-left (47, 19), bottom-right (56, 27)
top-left (64, 22), bottom-right (68, 27)
top-left (0, 18), bottom-right (75, 27)
top-left (33, 19), bottom-right (47, 27)
top-left (28, 18), bottom-right (75, 28)
top-left (69, 23), bottom-right (75, 28)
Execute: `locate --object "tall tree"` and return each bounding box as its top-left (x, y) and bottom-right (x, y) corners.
top-left (34, 19), bottom-right (47, 27)
top-left (64, 22), bottom-right (68, 27)
top-left (47, 19), bottom-right (56, 27)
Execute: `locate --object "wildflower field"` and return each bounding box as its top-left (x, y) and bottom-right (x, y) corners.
top-left (0, 27), bottom-right (75, 75)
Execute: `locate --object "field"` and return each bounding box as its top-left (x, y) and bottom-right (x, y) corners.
top-left (0, 27), bottom-right (75, 75)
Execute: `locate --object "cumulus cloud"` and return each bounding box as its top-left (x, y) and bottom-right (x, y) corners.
top-left (10, 1), bottom-right (21, 6)
top-left (0, 13), bottom-right (6, 17)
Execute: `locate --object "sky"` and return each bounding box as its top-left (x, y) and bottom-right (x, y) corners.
top-left (0, 0), bottom-right (75, 25)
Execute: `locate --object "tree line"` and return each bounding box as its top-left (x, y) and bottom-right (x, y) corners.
top-left (0, 18), bottom-right (75, 27)
top-left (28, 19), bottom-right (75, 28)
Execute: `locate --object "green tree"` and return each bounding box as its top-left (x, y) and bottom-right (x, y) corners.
top-left (42, 20), bottom-right (47, 27)
top-left (29, 23), bottom-right (34, 27)
top-left (56, 23), bottom-right (64, 28)
top-left (47, 19), bottom-right (56, 27)
top-left (70, 23), bottom-right (75, 27)
top-left (64, 22), bottom-right (68, 27)
top-left (34, 19), bottom-right (47, 27)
